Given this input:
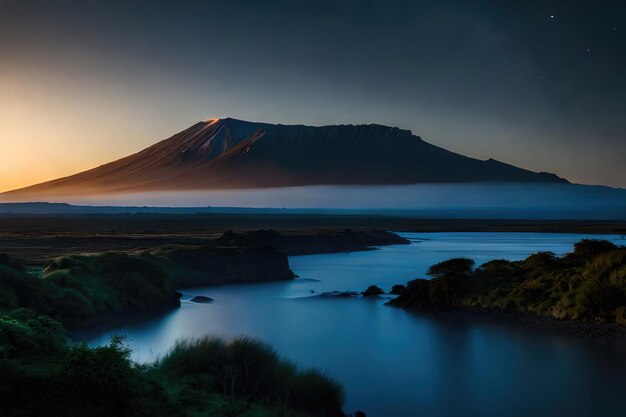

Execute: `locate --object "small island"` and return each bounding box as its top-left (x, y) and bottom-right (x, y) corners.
top-left (188, 295), bottom-right (214, 303)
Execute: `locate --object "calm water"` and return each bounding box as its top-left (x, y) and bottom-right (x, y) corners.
top-left (79, 233), bottom-right (626, 417)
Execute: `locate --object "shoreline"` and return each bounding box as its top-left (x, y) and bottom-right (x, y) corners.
top-left (7, 225), bottom-right (626, 344)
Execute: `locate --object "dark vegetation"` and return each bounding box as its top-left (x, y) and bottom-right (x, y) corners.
top-left (146, 244), bottom-right (295, 288)
top-left (216, 229), bottom-right (409, 255)
top-left (0, 310), bottom-right (344, 417)
top-left (0, 227), bottom-right (394, 328)
top-left (1, 212), bottom-right (624, 239)
top-left (0, 237), bottom-right (344, 415)
top-left (0, 253), bottom-right (180, 329)
top-left (390, 240), bottom-right (626, 325)
top-left (157, 337), bottom-right (344, 417)
top-left (361, 285), bottom-right (384, 297)
top-left (0, 243), bottom-right (294, 328)
top-left (389, 284), bottom-right (406, 295)
top-left (0, 215), bottom-right (419, 267)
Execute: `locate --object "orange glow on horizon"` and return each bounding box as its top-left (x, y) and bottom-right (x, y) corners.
top-left (0, 67), bottom-right (211, 193)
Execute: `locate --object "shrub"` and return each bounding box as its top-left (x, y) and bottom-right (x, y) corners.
top-left (427, 258), bottom-right (475, 279)
top-left (572, 239), bottom-right (617, 258)
top-left (0, 253), bottom-right (26, 271)
top-left (524, 252), bottom-right (558, 272)
top-left (157, 336), bottom-right (345, 416)
top-left (0, 312), bottom-right (177, 417)
top-left (391, 240), bottom-right (626, 323)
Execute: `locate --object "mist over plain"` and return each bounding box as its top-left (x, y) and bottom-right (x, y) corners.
top-left (14, 182), bottom-right (625, 220)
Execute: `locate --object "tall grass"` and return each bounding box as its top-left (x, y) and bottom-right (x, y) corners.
top-left (157, 336), bottom-right (345, 417)
top-left (1, 311), bottom-right (345, 417)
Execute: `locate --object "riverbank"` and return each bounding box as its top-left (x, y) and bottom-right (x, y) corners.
top-left (0, 228), bottom-right (410, 329)
top-left (0, 310), bottom-right (346, 417)
top-left (71, 231), bottom-right (626, 417)
top-left (388, 239), bottom-right (626, 339)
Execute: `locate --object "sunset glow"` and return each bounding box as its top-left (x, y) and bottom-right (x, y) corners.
top-left (2, 3), bottom-right (626, 417)
top-left (1, 1), bottom-right (625, 191)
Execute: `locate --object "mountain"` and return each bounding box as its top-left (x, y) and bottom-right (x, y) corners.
top-left (2, 117), bottom-right (566, 198)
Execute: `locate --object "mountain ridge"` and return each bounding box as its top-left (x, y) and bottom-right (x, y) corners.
top-left (2, 117), bottom-right (567, 199)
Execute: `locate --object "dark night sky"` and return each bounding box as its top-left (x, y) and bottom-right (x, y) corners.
top-left (1, 0), bottom-right (625, 190)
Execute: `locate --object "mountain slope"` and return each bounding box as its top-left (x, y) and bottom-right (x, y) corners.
top-left (3, 118), bottom-right (566, 198)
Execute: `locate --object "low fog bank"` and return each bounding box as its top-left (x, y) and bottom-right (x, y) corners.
top-left (3, 183), bottom-right (626, 219)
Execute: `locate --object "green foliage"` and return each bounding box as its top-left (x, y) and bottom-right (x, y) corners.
top-left (392, 240), bottom-right (626, 323)
top-left (523, 252), bottom-right (558, 273)
top-left (0, 253), bottom-right (26, 271)
top-left (0, 309), bottom-right (65, 358)
top-left (424, 258), bottom-right (475, 306)
top-left (426, 258), bottom-right (475, 279)
top-left (1, 244), bottom-right (294, 328)
top-left (0, 311), bottom-right (342, 417)
top-left (0, 310), bottom-right (177, 417)
top-left (571, 239), bottom-right (617, 258)
top-left (0, 252), bottom-right (180, 328)
top-left (157, 336), bottom-right (345, 417)
top-left (0, 244), bottom-right (337, 417)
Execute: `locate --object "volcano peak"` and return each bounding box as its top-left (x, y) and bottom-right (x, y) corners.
top-left (2, 118), bottom-right (567, 199)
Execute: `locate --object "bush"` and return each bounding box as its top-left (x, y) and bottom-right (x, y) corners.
top-left (290, 368), bottom-right (345, 416)
top-left (427, 258), bottom-right (475, 279)
top-left (2, 312), bottom-right (346, 417)
top-left (157, 336), bottom-right (344, 416)
top-left (58, 338), bottom-right (138, 414)
top-left (0, 252), bottom-right (180, 329)
top-left (391, 240), bottom-right (626, 323)
top-left (524, 252), bottom-right (558, 272)
top-left (0, 253), bottom-right (26, 271)
top-left (572, 239), bottom-right (617, 258)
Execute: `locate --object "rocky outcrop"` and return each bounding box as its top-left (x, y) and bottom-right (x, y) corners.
top-left (189, 295), bottom-right (214, 303)
top-left (361, 285), bottom-right (385, 297)
top-left (318, 291), bottom-right (360, 298)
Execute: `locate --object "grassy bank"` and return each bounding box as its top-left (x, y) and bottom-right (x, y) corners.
top-left (0, 253), bottom-right (180, 329)
top-left (390, 239), bottom-right (626, 326)
top-left (0, 246), bottom-right (294, 329)
top-left (0, 247), bottom-right (343, 416)
top-left (0, 309), bottom-right (344, 417)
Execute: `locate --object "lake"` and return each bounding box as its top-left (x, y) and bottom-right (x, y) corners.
top-left (79, 232), bottom-right (626, 417)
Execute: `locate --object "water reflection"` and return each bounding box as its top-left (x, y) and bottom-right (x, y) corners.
top-left (77, 232), bottom-right (626, 417)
